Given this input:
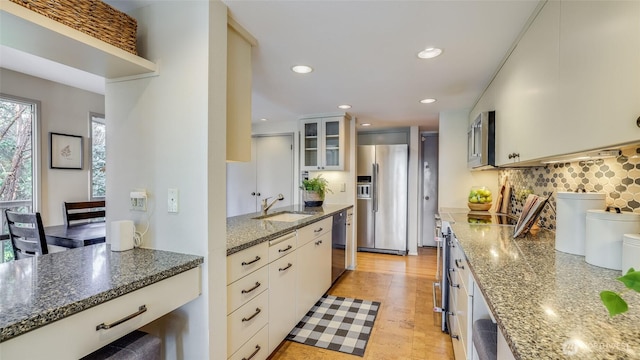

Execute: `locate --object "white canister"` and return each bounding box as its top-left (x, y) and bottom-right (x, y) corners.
top-left (622, 234), bottom-right (640, 273)
top-left (555, 192), bottom-right (605, 255)
top-left (585, 209), bottom-right (640, 270)
top-left (110, 220), bottom-right (135, 252)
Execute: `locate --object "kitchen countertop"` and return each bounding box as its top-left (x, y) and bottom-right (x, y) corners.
top-left (0, 244), bottom-right (203, 342)
top-left (440, 208), bottom-right (640, 359)
top-left (227, 204), bottom-right (353, 256)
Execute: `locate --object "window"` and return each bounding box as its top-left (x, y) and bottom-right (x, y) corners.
top-left (90, 113), bottom-right (106, 199)
top-left (0, 95), bottom-right (39, 251)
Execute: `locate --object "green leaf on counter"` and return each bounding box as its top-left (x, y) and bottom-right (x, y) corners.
top-left (600, 291), bottom-right (628, 317)
top-left (617, 270), bottom-right (640, 292)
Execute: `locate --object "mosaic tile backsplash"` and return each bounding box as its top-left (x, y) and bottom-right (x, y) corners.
top-left (499, 147), bottom-right (640, 230)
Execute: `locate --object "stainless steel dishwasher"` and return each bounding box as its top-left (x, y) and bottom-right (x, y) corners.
top-left (331, 210), bottom-right (347, 283)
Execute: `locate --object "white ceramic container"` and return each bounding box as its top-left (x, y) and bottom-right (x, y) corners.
top-left (585, 209), bottom-right (640, 270)
top-left (622, 233), bottom-right (640, 274)
top-left (555, 192), bottom-right (605, 255)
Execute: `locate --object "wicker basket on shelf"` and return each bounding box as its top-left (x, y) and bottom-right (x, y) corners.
top-left (10, 0), bottom-right (138, 54)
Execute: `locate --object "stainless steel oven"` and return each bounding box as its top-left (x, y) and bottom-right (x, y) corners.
top-left (432, 214), bottom-right (450, 332)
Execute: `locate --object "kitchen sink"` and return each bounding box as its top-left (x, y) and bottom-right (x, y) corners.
top-left (252, 212), bottom-right (314, 222)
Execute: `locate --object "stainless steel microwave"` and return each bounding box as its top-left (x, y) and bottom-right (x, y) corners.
top-left (467, 111), bottom-right (496, 169)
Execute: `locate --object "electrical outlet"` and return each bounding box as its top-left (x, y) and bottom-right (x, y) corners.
top-left (130, 191), bottom-right (147, 211)
top-left (168, 188), bottom-right (179, 213)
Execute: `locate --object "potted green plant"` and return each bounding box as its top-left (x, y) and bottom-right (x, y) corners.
top-left (600, 268), bottom-right (640, 316)
top-left (300, 174), bottom-right (333, 207)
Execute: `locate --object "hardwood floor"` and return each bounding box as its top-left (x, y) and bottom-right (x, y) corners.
top-left (268, 247), bottom-right (454, 360)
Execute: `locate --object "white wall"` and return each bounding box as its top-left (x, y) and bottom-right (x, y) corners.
top-left (0, 68), bottom-right (105, 226)
top-left (106, 1), bottom-right (228, 359)
top-left (438, 109), bottom-right (498, 209)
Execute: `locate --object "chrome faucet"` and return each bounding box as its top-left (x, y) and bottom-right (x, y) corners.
top-left (262, 194), bottom-right (284, 214)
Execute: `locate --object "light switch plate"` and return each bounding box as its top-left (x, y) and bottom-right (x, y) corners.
top-left (168, 188), bottom-right (178, 213)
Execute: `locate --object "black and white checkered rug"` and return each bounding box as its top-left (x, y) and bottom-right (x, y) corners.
top-left (286, 295), bottom-right (381, 357)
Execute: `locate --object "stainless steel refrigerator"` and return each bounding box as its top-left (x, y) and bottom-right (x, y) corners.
top-left (356, 144), bottom-right (408, 254)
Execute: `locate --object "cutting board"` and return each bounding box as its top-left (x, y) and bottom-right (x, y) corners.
top-left (501, 182), bottom-right (511, 214)
top-left (494, 176), bottom-right (507, 213)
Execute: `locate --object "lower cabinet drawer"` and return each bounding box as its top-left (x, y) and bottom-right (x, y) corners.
top-left (452, 315), bottom-right (468, 360)
top-left (228, 324), bottom-right (268, 360)
top-left (227, 266), bottom-right (269, 315)
top-left (227, 242), bottom-right (269, 285)
top-left (0, 267), bottom-right (201, 360)
top-left (227, 290), bottom-right (269, 355)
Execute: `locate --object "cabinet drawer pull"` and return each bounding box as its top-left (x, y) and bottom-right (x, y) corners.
top-left (242, 345), bottom-right (261, 360)
top-left (279, 263), bottom-right (293, 272)
top-left (241, 282), bottom-right (261, 294)
top-left (315, 240), bottom-right (323, 246)
top-left (454, 259), bottom-right (465, 270)
top-left (447, 268), bottom-right (460, 289)
top-left (314, 227), bottom-right (323, 233)
top-left (278, 244), bottom-right (293, 253)
top-left (96, 305), bottom-right (147, 330)
top-left (241, 256), bottom-right (261, 266)
top-left (241, 307), bottom-right (262, 322)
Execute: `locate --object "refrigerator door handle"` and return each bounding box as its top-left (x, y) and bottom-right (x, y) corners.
top-left (372, 163), bottom-right (379, 212)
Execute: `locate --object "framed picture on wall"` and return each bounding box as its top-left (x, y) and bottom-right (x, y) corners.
top-left (50, 132), bottom-right (83, 170)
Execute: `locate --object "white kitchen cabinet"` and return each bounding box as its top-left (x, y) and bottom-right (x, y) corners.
top-left (296, 220), bottom-right (332, 320)
top-left (474, 0), bottom-right (640, 166)
top-left (557, 0), bottom-right (640, 154)
top-left (226, 19), bottom-right (256, 162)
top-left (227, 135), bottom-right (294, 217)
top-left (0, 267), bottom-right (201, 359)
top-left (227, 290), bottom-right (269, 355)
top-left (487, 0), bottom-right (560, 166)
top-left (268, 252), bottom-right (297, 353)
top-left (300, 116), bottom-right (349, 171)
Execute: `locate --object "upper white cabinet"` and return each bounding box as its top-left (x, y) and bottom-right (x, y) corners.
top-left (479, 1), bottom-right (560, 166)
top-left (226, 17), bottom-right (257, 162)
top-left (473, 0), bottom-right (640, 166)
top-left (0, 1), bottom-right (156, 79)
top-left (557, 0), bottom-right (640, 154)
top-left (300, 115), bottom-right (349, 171)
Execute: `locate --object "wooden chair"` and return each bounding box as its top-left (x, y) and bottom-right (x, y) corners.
top-left (4, 210), bottom-right (48, 259)
top-left (63, 201), bottom-right (106, 227)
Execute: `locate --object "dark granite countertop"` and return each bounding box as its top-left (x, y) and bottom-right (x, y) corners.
top-left (440, 208), bottom-right (640, 360)
top-left (0, 244), bottom-right (203, 342)
top-left (227, 204), bottom-right (353, 256)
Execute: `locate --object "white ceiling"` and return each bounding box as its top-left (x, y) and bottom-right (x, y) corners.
top-left (1, 0), bottom-right (541, 131)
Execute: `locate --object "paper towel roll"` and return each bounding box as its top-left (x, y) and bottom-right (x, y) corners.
top-left (111, 220), bottom-right (135, 251)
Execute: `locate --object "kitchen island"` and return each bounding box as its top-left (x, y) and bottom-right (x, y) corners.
top-left (440, 208), bottom-right (640, 359)
top-left (0, 243), bottom-right (203, 358)
top-left (226, 204), bottom-right (352, 255)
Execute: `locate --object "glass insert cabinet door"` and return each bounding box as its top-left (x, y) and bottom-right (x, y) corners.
top-left (303, 122), bottom-right (319, 168)
top-left (300, 116), bottom-right (346, 171)
top-left (323, 119), bottom-right (340, 167)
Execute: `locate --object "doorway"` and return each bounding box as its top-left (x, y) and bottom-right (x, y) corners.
top-left (420, 133), bottom-right (439, 247)
top-left (226, 134), bottom-right (294, 217)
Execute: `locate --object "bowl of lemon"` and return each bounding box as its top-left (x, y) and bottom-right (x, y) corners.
top-left (468, 186), bottom-right (492, 211)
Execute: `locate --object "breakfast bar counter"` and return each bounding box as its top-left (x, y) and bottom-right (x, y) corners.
top-left (440, 209), bottom-right (640, 359)
top-left (0, 243), bottom-right (203, 353)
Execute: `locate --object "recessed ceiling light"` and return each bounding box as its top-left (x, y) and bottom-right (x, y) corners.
top-left (291, 65), bottom-right (313, 74)
top-left (260, 118), bottom-right (268, 121)
top-left (361, 123), bottom-right (371, 127)
top-left (338, 104), bottom-right (351, 109)
top-left (420, 98), bottom-right (437, 104)
top-left (417, 47), bottom-right (443, 59)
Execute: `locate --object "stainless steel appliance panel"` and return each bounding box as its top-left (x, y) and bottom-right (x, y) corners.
top-left (331, 210), bottom-right (346, 283)
top-left (357, 197), bottom-right (375, 249)
top-left (374, 145), bottom-right (408, 252)
top-left (357, 146), bottom-right (376, 249)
